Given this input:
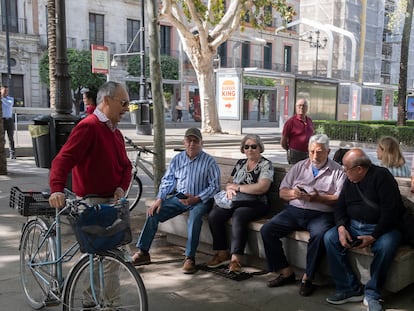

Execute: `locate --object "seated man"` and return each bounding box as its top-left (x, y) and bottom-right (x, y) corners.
top-left (260, 134), bottom-right (346, 296)
top-left (131, 128), bottom-right (221, 274)
top-left (324, 148), bottom-right (403, 311)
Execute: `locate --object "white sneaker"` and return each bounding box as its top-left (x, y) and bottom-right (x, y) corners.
top-left (366, 298), bottom-right (384, 311)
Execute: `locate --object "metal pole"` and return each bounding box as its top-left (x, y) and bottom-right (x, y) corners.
top-left (315, 30), bottom-right (320, 76)
top-left (139, 1), bottom-right (146, 106)
top-left (55, 0), bottom-right (73, 115)
top-left (136, 0), bottom-right (151, 135)
top-left (4, 0), bottom-right (12, 92)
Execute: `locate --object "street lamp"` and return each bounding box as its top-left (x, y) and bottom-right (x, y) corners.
top-left (306, 30), bottom-right (328, 76)
top-left (4, 0), bottom-right (12, 92)
top-left (135, 0), bottom-right (151, 135)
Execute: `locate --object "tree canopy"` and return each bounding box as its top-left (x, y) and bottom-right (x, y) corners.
top-left (160, 0), bottom-right (294, 133)
top-left (39, 49), bottom-right (106, 112)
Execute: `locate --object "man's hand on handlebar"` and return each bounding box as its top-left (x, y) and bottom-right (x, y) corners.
top-left (49, 192), bottom-right (66, 208)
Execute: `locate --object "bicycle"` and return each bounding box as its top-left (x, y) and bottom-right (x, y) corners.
top-left (124, 136), bottom-right (156, 211)
top-left (10, 186), bottom-right (148, 311)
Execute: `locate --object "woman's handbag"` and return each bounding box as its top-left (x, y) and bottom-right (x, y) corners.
top-left (214, 190), bottom-right (232, 209)
top-left (231, 192), bottom-right (261, 208)
top-left (69, 199), bottom-right (132, 253)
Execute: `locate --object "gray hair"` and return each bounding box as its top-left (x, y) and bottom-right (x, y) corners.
top-left (240, 134), bottom-right (265, 153)
top-left (308, 134), bottom-right (330, 150)
top-left (96, 81), bottom-right (123, 104)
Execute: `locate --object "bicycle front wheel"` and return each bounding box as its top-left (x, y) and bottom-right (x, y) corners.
top-left (126, 174), bottom-right (143, 212)
top-left (20, 218), bottom-right (56, 309)
top-left (63, 252), bottom-right (148, 311)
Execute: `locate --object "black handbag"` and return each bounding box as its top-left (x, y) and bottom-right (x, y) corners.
top-left (231, 192), bottom-right (266, 208)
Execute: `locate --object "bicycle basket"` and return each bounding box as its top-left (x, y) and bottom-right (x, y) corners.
top-left (68, 199), bottom-right (132, 253)
top-left (9, 186), bottom-right (55, 217)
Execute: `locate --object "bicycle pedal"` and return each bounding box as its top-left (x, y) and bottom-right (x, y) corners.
top-left (44, 298), bottom-right (60, 306)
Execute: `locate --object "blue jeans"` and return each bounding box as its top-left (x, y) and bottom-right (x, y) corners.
top-left (324, 220), bottom-right (401, 300)
top-left (260, 204), bottom-right (334, 280)
top-left (137, 196), bottom-right (212, 258)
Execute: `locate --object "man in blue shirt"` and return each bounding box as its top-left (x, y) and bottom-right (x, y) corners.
top-left (1, 85), bottom-right (15, 159)
top-left (131, 128), bottom-right (221, 274)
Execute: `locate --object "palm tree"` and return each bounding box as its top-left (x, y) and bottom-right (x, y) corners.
top-left (47, 0), bottom-right (56, 110)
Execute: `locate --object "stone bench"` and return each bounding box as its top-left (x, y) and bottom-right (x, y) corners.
top-left (158, 156), bottom-right (414, 293)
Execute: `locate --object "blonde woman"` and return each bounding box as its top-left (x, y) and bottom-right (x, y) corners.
top-left (376, 136), bottom-right (410, 177)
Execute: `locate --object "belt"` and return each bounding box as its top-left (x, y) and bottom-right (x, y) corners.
top-left (2, 117), bottom-right (12, 120)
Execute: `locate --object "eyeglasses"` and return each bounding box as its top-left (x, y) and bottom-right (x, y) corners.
top-left (343, 165), bottom-right (359, 172)
top-left (112, 97), bottom-right (130, 108)
top-left (244, 144), bottom-right (258, 150)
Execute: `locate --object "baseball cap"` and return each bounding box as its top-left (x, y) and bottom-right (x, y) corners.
top-left (185, 128), bottom-right (202, 140)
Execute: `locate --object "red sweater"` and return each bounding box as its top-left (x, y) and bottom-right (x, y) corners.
top-left (49, 115), bottom-right (132, 197)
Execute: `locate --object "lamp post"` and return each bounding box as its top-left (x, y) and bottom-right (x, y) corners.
top-left (307, 30), bottom-right (328, 76)
top-left (136, 0), bottom-right (151, 135)
top-left (4, 0), bottom-right (12, 92)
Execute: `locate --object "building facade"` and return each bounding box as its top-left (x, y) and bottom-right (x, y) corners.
top-left (0, 0), bottom-right (412, 121)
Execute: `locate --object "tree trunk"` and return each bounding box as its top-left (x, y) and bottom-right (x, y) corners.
top-left (47, 0), bottom-right (56, 110)
top-left (194, 57), bottom-right (221, 133)
top-left (397, 0), bottom-right (413, 126)
top-left (147, 0), bottom-right (166, 191)
top-left (0, 101), bottom-right (6, 175)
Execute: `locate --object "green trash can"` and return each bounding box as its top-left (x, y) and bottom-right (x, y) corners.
top-left (29, 123), bottom-right (51, 168)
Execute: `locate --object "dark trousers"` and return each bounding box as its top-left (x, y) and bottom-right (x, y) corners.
top-left (260, 204), bottom-right (334, 280)
top-left (208, 203), bottom-right (268, 255)
top-left (287, 149), bottom-right (308, 165)
top-left (3, 118), bottom-right (15, 152)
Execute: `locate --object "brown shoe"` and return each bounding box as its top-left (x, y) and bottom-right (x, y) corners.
top-left (228, 260), bottom-right (242, 273)
top-left (207, 252), bottom-right (230, 268)
top-left (131, 252), bottom-right (151, 266)
top-left (182, 257), bottom-right (196, 274)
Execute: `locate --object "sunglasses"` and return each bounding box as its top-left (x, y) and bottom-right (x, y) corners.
top-left (112, 97), bottom-right (130, 108)
top-left (244, 144), bottom-right (258, 150)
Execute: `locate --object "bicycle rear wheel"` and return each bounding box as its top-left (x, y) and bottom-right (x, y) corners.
top-left (63, 251), bottom-right (148, 311)
top-left (125, 174), bottom-right (143, 212)
top-left (20, 218), bottom-right (56, 309)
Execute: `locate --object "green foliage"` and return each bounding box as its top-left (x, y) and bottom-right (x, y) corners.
top-left (127, 54), bottom-right (179, 95)
top-left (177, 0), bottom-right (294, 29)
top-left (313, 120), bottom-right (414, 145)
top-left (244, 76), bottom-right (275, 99)
top-left (241, 0), bottom-right (295, 29)
top-left (39, 48), bottom-right (106, 93)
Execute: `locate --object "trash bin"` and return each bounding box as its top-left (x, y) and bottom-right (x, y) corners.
top-left (149, 101), bottom-right (153, 124)
top-left (129, 101), bottom-right (140, 125)
top-left (29, 115), bottom-right (53, 168)
top-left (136, 102), bottom-right (151, 135)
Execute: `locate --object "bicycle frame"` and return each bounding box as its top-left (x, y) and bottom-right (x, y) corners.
top-left (21, 207), bottom-right (80, 300)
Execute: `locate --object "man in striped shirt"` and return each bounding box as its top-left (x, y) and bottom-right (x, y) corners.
top-left (132, 128), bottom-right (221, 274)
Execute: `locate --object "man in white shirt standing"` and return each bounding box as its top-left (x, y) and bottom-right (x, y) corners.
top-left (1, 85), bottom-right (15, 159)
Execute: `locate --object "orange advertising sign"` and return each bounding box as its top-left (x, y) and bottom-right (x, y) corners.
top-left (218, 76), bottom-right (239, 119)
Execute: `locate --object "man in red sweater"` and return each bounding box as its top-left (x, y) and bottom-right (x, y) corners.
top-left (49, 81), bottom-right (132, 207)
top-left (48, 81), bottom-right (132, 308)
top-left (281, 98), bottom-right (314, 165)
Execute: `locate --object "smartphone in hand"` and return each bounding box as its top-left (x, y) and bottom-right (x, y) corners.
top-left (348, 238), bottom-right (362, 248)
top-left (296, 186), bottom-right (308, 194)
top-left (175, 192), bottom-right (188, 199)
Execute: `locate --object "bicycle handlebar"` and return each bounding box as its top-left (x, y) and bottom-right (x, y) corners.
top-left (124, 136), bottom-right (156, 155)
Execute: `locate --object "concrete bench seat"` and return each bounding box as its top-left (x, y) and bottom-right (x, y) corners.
top-left (157, 156), bottom-right (414, 293)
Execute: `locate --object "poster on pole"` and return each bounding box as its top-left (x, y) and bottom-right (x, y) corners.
top-left (217, 75), bottom-right (240, 119)
top-left (91, 45), bottom-right (109, 74)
